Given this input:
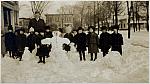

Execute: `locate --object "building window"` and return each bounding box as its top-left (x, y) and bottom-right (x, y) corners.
top-left (124, 24), bottom-right (125, 28)
top-left (3, 7), bottom-right (11, 26)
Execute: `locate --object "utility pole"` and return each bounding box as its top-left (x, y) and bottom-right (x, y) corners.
top-left (97, 2), bottom-right (100, 34)
top-left (94, 1), bottom-right (96, 27)
top-left (127, 1), bottom-right (131, 39)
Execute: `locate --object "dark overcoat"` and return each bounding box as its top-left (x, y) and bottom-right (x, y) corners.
top-left (5, 32), bottom-right (17, 51)
top-left (110, 32), bottom-right (123, 55)
top-left (64, 33), bottom-right (74, 42)
top-left (87, 32), bottom-right (99, 53)
top-left (28, 18), bottom-right (45, 32)
top-left (99, 32), bottom-right (111, 52)
top-left (26, 33), bottom-right (37, 51)
top-left (36, 34), bottom-right (49, 56)
top-left (16, 34), bottom-right (26, 51)
top-left (45, 31), bottom-right (53, 38)
top-left (63, 33), bottom-right (73, 51)
top-left (73, 34), bottom-right (78, 46)
top-left (76, 33), bottom-right (87, 51)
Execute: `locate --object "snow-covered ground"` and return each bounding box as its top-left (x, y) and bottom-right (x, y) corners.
top-left (1, 30), bottom-right (149, 83)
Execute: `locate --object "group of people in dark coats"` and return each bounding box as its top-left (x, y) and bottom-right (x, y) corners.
top-left (5, 25), bottom-right (26, 61)
top-left (72, 25), bottom-right (123, 61)
top-left (3, 11), bottom-right (123, 63)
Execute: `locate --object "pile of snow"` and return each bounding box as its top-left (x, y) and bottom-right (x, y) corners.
top-left (1, 31), bottom-right (149, 83)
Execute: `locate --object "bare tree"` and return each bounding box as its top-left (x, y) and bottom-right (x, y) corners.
top-left (127, 1), bottom-right (131, 39)
top-left (30, 1), bottom-right (49, 15)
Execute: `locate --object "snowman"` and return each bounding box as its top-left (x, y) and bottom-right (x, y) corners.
top-left (41, 31), bottom-right (74, 66)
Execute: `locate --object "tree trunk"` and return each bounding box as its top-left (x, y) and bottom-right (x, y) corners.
top-left (98, 17), bottom-right (100, 34)
top-left (127, 1), bottom-right (131, 39)
top-left (113, 15), bottom-right (115, 25)
top-left (94, 1), bottom-right (96, 27)
top-left (115, 1), bottom-right (118, 25)
top-left (135, 2), bottom-right (138, 31)
top-left (138, 17), bottom-right (140, 31)
top-left (131, 1), bottom-right (136, 32)
top-left (81, 15), bottom-right (83, 27)
top-left (146, 1), bottom-right (149, 32)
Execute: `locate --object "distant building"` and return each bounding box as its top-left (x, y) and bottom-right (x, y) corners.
top-left (45, 14), bottom-right (74, 28)
top-left (118, 15), bottom-right (147, 30)
top-left (19, 18), bottom-right (30, 32)
top-left (1, 1), bottom-right (19, 34)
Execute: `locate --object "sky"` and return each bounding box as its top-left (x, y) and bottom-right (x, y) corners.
top-left (19, 1), bottom-right (77, 18)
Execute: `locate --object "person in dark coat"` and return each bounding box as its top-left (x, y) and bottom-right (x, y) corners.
top-left (44, 26), bottom-right (53, 38)
top-left (72, 30), bottom-right (78, 46)
top-left (76, 27), bottom-right (87, 61)
top-left (16, 29), bottom-right (26, 61)
top-left (36, 31), bottom-right (47, 64)
top-left (64, 32), bottom-right (73, 52)
top-left (87, 26), bottom-right (99, 61)
top-left (28, 11), bottom-right (45, 32)
top-left (44, 26), bottom-right (53, 58)
top-left (5, 25), bottom-right (16, 58)
top-left (110, 25), bottom-right (123, 55)
top-left (26, 30), bottom-right (37, 53)
top-left (99, 26), bottom-right (111, 57)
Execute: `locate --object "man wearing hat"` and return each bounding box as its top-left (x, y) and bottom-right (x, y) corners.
top-left (28, 11), bottom-right (46, 33)
top-left (110, 25), bottom-right (123, 55)
top-left (44, 26), bottom-right (53, 58)
top-left (99, 26), bottom-right (111, 57)
top-left (5, 25), bottom-right (16, 58)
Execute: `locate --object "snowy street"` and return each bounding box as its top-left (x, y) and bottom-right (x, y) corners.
top-left (1, 30), bottom-right (149, 83)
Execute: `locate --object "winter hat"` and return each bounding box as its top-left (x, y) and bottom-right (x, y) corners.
top-left (29, 27), bottom-right (34, 32)
top-left (112, 25), bottom-right (119, 30)
top-left (101, 26), bottom-right (107, 31)
top-left (58, 28), bottom-right (63, 33)
top-left (19, 28), bottom-right (25, 32)
top-left (88, 26), bottom-right (95, 31)
top-left (45, 26), bottom-right (50, 30)
top-left (77, 27), bottom-right (84, 31)
top-left (8, 25), bottom-right (13, 30)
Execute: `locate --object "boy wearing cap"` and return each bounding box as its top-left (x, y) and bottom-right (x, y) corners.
top-left (87, 26), bottom-right (99, 61)
top-left (16, 29), bottom-right (26, 61)
top-left (26, 28), bottom-right (37, 53)
top-left (75, 27), bottom-right (87, 61)
top-left (110, 25), bottom-right (123, 55)
top-left (99, 26), bottom-right (111, 57)
top-left (5, 25), bottom-right (16, 58)
top-left (36, 31), bottom-right (47, 64)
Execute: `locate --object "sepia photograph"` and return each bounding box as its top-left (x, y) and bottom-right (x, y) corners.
top-left (0, 0), bottom-right (149, 83)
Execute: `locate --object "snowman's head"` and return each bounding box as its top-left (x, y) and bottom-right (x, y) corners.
top-left (52, 31), bottom-right (61, 37)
